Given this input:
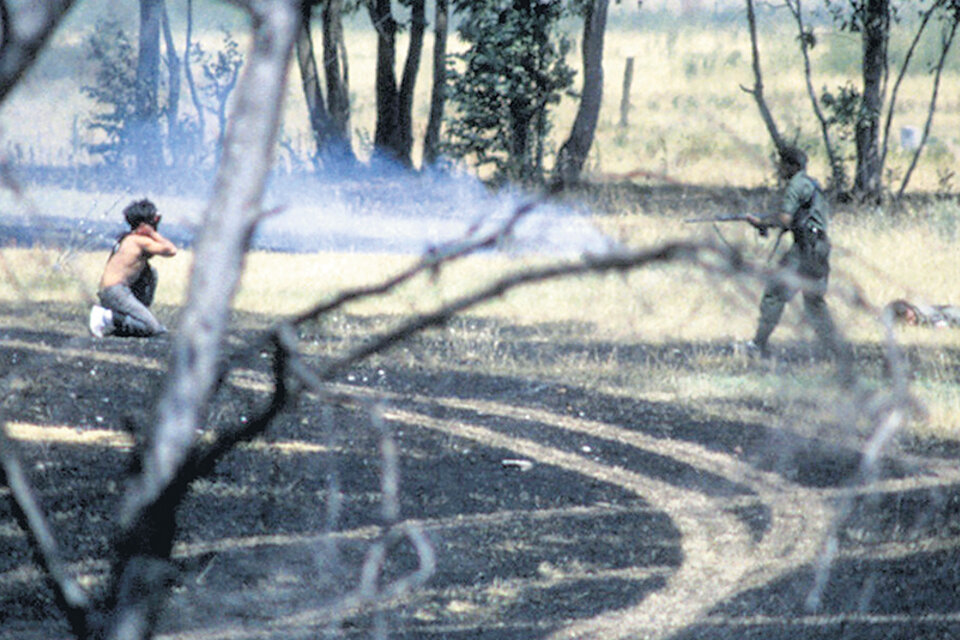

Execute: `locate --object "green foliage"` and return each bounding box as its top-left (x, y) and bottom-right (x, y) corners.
top-left (821, 81), bottom-right (860, 140)
top-left (80, 20), bottom-right (244, 173)
top-left (191, 29), bottom-right (244, 149)
top-left (442, 0), bottom-right (575, 185)
top-left (80, 20), bottom-right (137, 166)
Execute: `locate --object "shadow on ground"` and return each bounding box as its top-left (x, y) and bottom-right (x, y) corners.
top-left (2, 303), bottom-right (960, 639)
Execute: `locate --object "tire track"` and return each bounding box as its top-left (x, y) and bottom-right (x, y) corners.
top-left (7, 338), bottom-right (960, 637)
top-left (374, 394), bottom-right (833, 640)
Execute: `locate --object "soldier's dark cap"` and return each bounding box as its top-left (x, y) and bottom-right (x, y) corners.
top-left (779, 147), bottom-right (807, 169)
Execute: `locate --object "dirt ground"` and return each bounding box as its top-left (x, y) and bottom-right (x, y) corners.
top-left (2, 301), bottom-right (960, 640)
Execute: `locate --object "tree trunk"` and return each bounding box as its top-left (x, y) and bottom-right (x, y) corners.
top-left (160, 2), bottom-right (180, 166)
top-left (742, 0), bottom-right (787, 156)
top-left (897, 11), bottom-right (958, 198)
top-left (786, 0), bottom-right (845, 191)
top-left (321, 0), bottom-right (353, 162)
top-left (619, 56), bottom-right (633, 128)
top-left (369, 0), bottom-right (404, 163)
top-left (398, 0), bottom-right (426, 162)
top-left (133, 0), bottom-right (164, 178)
top-left (423, 0), bottom-right (449, 166)
top-left (295, 5), bottom-right (334, 165)
top-left (854, 0), bottom-right (888, 203)
top-left (555, 0), bottom-right (610, 187)
top-left (184, 0), bottom-right (207, 166)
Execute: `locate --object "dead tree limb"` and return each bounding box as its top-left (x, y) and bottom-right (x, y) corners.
top-left (742, 0), bottom-right (788, 156)
top-left (0, 426), bottom-right (92, 635)
top-left (897, 10), bottom-right (958, 198)
top-left (100, 2), bottom-right (303, 638)
top-left (879, 0), bottom-right (944, 177)
top-left (0, 0), bottom-right (77, 101)
top-left (784, 0), bottom-right (845, 191)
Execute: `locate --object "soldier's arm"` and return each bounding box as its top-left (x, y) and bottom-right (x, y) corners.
top-left (781, 174), bottom-right (816, 223)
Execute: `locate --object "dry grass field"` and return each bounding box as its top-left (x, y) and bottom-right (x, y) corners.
top-left (1, 4), bottom-right (960, 639)
top-left (4, 4), bottom-right (960, 189)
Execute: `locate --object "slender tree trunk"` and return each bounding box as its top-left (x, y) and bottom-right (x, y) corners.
top-left (160, 1), bottom-right (180, 166)
top-left (742, 0), bottom-right (787, 155)
top-left (786, 0), bottom-right (844, 191)
top-left (184, 0), bottom-right (207, 166)
top-left (897, 12), bottom-right (958, 198)
top-left (295, 5), bottom-right (333, 165)
top-left (369, 0), bottom-right (404, 163)
top-left (619, 56), bottom-right (633, 128)
top-left (321, 0), bottom-right (353, 162)
top-left (854, 0), bottom-right (888, 203)
top-left (398, 0), bottom-right (426, 162)
top-left (105, 1), bottom-right (302, 636)
top-left (133, 0), bottom-right (164, 178)
top-left (555, 0), bottom-right (610, 187)
top-left (880, 0), bottom-right (942, 176)
top-left (423, 0), bottom-right (449, 166)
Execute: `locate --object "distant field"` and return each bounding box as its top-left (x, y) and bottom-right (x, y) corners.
top-left (2, 6), bottom-right (959, 191)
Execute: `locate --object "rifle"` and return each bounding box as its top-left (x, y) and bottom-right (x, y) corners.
top-left (684, 213), bottom-right (768, 236)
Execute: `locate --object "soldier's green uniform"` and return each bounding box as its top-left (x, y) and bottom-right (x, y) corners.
top-left (749, 150), bottom-right (849, 380)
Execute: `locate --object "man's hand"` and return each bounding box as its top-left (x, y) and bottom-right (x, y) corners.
top-left (746, 214), bottom-right (769, 237)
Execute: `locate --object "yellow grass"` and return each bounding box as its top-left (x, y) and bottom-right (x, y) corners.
top-left (3, 21), bottom-right (959, 191)
top-left (1, 15), bottom-right (958, 440)
top-left (1, 206), bottom-right (959, 439)
top-left (2, 207), bottom-right (956, 346)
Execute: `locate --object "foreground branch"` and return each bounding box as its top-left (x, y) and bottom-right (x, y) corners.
top-left (0, 425), bottom-right (91, 634)
top-left (0, 1), bottom-right (77, 102)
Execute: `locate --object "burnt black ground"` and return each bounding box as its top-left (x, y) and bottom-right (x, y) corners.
top-left (2, 302), bottom-right (960, 639)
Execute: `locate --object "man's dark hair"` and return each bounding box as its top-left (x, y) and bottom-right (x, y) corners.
top-left (123, 199), bottom-right (159, 229)
top-left (886, 299), bottom-right (918, 323)
top-left (779, 146), bottom-right (807, 172)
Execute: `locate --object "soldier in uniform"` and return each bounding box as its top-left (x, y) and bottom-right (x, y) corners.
top-left (744, 147), bottom-right (851, 380)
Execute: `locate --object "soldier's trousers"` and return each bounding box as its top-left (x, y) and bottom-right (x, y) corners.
top-left (753, 245), bottom-right (853, 381)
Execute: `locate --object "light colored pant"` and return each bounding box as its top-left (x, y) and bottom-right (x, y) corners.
top-left (98, 266), bottom-right (166, 337)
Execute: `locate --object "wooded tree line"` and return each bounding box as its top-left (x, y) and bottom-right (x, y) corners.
top-left (83, 0), bottom-right (960, 199)
top-left (82, 0), bottom-right (960, 198)
top-left (745, 0), bottom-right (960, 201)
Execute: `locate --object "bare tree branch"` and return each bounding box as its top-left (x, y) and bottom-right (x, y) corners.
top-left (785, 0), bottom-right (845, 190)
top-left (119, 0), bottom-right (301, 537)
top-left (0, 0), bottom-right (77, 102)
top-left (0, 425), bottom-right (91, 635)
top-left (879, 0), bottom-right (944, 175)
top-left (90, 2), bottom-right (304, 637)
top-left (742, 0), bottom-right (788, 155)
top-left (897, 10), bottom-right (958, 198)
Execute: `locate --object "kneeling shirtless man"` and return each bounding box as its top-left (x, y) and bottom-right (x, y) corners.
top-left (89, 199), bottom-right (177, 337)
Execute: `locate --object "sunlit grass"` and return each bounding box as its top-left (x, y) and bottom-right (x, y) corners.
top-left (2, 200), bottom-right (958, 443)
top-left (3, 20), bottom-right (959, 191)
top-left (0, 13), bottom-right (958, 446)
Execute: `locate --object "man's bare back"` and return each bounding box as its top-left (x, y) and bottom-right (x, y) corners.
top-left (89, 199), bottom-right (178, 338)
top-left (99, 224), bottom-right (177, 290)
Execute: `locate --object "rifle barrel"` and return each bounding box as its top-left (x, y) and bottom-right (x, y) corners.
top-left (683, 215), bottom-right (750, 223)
